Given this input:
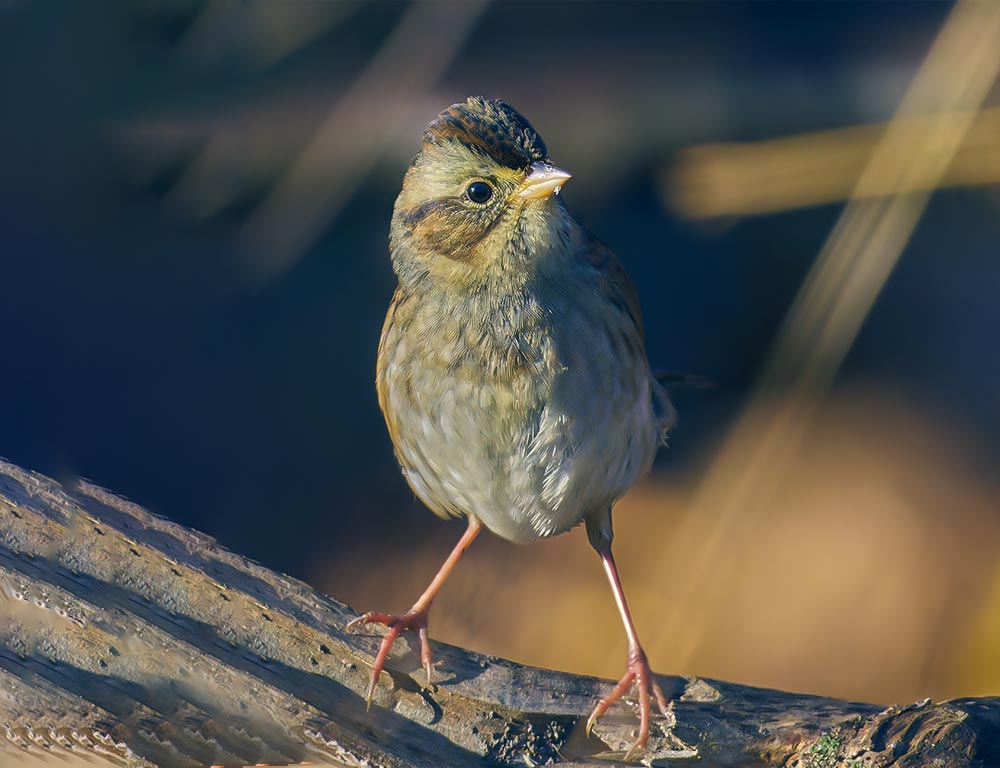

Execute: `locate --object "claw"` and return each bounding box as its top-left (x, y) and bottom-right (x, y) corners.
top-left (346, 608), bottom-right (432, 707)
top-left (344, 520), bottom-right (481, 708)
top-left (345, 610), bottom-right (381, 633)
top-left (418, 625), bottom-right (433, 685)
top-left (586, 646), bottom-right (672, 760)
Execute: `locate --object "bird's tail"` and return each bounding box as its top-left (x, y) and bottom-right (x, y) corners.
top-left (651, 377), bottom-right (678, 445)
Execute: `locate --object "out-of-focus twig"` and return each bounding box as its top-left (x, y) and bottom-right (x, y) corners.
top-left (668, 107), bottom-right (1000, 220)
top-left (238, 0), bottom-right (488, 282)
top-left (646, 0), bottom-right (1000, 672)
top-left (176, 0), bottom-right (360, 67)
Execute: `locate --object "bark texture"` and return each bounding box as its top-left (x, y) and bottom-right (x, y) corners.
top-left (1, 459), bottom-right (997, 767)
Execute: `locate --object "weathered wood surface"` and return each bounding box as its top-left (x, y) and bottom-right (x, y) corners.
top-left (1, 458), bottom-right (998, 767)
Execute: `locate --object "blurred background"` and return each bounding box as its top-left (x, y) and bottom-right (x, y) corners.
top-left (1, 0), bottom-right (999, 708)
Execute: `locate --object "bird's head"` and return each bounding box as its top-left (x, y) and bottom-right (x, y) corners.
top-left (390, 97), bottom-right (573, 288)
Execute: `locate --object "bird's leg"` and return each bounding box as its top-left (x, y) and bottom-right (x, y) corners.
top-left (586, 540), bottom-right (671, 760)
top-left (346, 517), bottom-right (481, 707)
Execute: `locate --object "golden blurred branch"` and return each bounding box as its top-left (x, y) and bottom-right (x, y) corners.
top-left (668, 107), bottom-right (1000, 220)
top-left (3, 458), bottom-right (1000, 767)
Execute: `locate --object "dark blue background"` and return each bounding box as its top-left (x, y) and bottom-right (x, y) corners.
top-left (2, 1), bottom-right (995, 580)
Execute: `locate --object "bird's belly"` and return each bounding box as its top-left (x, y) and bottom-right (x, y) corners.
top-left (383, 354), bottom-right (658, 543)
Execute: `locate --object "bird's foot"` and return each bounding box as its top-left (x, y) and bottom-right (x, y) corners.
top-left (346, 607), bottom-right (433, 708)
top-left (586, 645), bottom-right (672, 761)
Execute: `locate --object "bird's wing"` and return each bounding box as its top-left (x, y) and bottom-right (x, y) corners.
top-left (583, 233), bottom-right (647, 344)
top-left (583, 232), bottom-right (677, 439)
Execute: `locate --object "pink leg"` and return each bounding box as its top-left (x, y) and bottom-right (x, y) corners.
top-left (346, 518), bottom-right (481, 707)
top-left (586, 543), bottom-right (671, 760)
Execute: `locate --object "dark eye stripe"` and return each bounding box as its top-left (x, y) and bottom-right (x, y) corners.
top-left (398, 194), bottom-right (507, 261)
top-left (400, 199), bottom-right (447, 229)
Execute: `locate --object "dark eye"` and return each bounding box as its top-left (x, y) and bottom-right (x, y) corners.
top-left (466, 181), bottom-right (493, 204)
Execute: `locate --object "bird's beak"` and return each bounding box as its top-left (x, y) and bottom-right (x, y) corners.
top-left (517, 162), bottom-right (572, 199)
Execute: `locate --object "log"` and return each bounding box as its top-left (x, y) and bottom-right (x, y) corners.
top-left (0, 458), bottom-right (997, 767)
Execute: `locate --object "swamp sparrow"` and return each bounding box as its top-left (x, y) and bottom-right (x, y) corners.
top-left (348, 97), bottom-right (676, 758)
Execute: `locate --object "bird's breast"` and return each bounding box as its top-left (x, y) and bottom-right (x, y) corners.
top-left (377, 280), bottom-right (658, 543)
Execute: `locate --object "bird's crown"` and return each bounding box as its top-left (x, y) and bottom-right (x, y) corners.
top-left (423, 97), bottom-right (548, 170)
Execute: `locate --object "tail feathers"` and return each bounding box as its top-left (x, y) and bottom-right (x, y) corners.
top-left (652, 370), bottom-right (715, 390)
top-left (650, 370), bottom-right (714, 446)
top-left (651, 378), bottom-right (677, 444)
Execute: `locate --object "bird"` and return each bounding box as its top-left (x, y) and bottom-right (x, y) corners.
top-left (347, 96), bottom-right (677, 758)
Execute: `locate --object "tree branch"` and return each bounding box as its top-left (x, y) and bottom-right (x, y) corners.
top-left (1, 459), bottom-right (997, 767)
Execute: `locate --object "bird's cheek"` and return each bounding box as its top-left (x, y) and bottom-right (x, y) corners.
top-left (405, 219), bottom-right (466, 262)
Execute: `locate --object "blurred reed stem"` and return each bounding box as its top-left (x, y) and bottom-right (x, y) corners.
top-left (668, 107), bottom-right (1000, 220)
